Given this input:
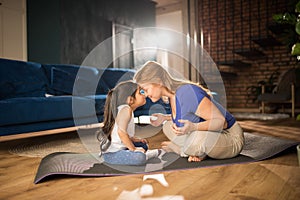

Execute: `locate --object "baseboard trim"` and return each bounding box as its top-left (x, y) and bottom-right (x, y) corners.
top-left (0, 123), bottom-right (103, 142)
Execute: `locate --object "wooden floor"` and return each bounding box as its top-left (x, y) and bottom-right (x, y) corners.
top-left (0, 118), bottom-right (300, 200)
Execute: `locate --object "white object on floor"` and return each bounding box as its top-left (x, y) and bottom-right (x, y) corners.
top-left (139, 184), bottom-right (154, 197)
top-left (117, 189), bottom-right (184, 200)
top-left (116, 188), bottom-right (141, 200)
top-left (117, 184), bottom-right (153, 200)
top-left (116, 175), bottom-right (184, 200)
top-left (143, 174), bottom-right (169, 187)
top-left (143, 195), bottom-right (185, 200)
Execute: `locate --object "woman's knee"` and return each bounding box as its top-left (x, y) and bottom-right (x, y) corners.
top-left (162, 121), bottom-right (172, 136)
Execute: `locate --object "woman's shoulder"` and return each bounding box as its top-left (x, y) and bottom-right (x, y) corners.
top-left (176, 84), bottom-right (209, 102)
top-left (177, 83), bottom-right (206, 93)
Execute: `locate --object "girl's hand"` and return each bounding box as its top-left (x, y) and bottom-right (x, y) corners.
top-left (132, 137), bottom-right (148, 144)
top-left (171, 119), bottom-right (197, 135)
top-left (150, 113), bottom-right (166, 127)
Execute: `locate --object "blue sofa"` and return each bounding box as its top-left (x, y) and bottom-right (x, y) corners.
top-left (0, 58), bottom-right (170, 137)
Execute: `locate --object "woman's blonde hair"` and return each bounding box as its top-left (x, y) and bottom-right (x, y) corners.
top-left (134, 61), bottom-right (210, 93)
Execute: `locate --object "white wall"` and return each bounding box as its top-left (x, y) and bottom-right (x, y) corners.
top-left (156, 10), bottom-right (188, 80)
top-left (0, 0), bottom-right (27, 61)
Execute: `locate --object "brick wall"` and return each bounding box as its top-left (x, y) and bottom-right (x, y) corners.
top-left (198, 0), bottom-right (297, 110)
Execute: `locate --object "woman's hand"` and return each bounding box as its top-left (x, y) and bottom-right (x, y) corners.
top-left (171, 119), bottom-right (198, 135)
top-left (150, 113), bottom-right (167, 127)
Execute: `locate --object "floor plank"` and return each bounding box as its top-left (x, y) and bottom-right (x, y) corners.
top-left (238, 118), bottom-right (300, 142)
top-left (0, 118), bottom-right (299, 200)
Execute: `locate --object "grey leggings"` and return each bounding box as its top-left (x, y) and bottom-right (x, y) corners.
top-left (103, 142), bottom-right (148, 165)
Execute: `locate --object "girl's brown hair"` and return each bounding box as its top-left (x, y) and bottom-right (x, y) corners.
top-left (97, 80), bottom-right (138, 154)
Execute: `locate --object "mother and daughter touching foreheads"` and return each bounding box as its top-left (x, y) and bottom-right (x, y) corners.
top-left (97, 61), bottom-right (245, 165)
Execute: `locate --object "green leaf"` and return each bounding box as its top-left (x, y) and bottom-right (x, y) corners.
top-left (273, 14), bottom-right (284, 22)
top-left (291, 43), bottom-right (300, 55)
top-left (296, 1), bottom-right (300, 13)
top-left (296, 21), bottom-right (300, 35)
top-left (283, 12), bottom-right (297, 24)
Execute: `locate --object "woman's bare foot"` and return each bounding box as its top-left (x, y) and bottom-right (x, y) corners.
top-left (161, 141), bottom-right (181, 155)
top-left (188, 155), bottom-right (206, 162)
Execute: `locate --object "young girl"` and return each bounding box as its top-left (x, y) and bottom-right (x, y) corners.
top-left (97, 80), bottom-right (160, 165)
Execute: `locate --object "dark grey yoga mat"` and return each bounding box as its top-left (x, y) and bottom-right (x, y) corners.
top-left (34, 132), bottom-right (299, 184)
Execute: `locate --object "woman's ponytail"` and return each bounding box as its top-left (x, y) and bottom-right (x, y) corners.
top-left (102, 89), bottom-right (115, 138)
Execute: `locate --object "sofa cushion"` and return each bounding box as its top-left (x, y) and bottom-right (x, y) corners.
top-left (97, 68), bottom-right (135, 94)
top-left (0, 96), bottom-right (97, 126)
top-left (84, 94), bottom-right (107, 114)
top-left (51, 67), bottom-right (76, 94)
top-left (0, 58), bottom-right (48, 99)
top-left (43, 64), bottom-right (136, 95)
top-left (43, 64), bottom-right (101, 96)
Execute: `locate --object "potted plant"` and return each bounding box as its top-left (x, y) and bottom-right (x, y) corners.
top-left (273, 0), bottom-right (300, 60)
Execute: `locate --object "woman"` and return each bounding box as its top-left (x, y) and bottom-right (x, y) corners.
top-left (134, 61), bottom-right (244, 162)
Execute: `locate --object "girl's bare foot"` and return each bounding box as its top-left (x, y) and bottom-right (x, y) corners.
top-left (188, 155), bottom-right (206, 162)
top-left (161, 141), bottom-right (181, 155)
